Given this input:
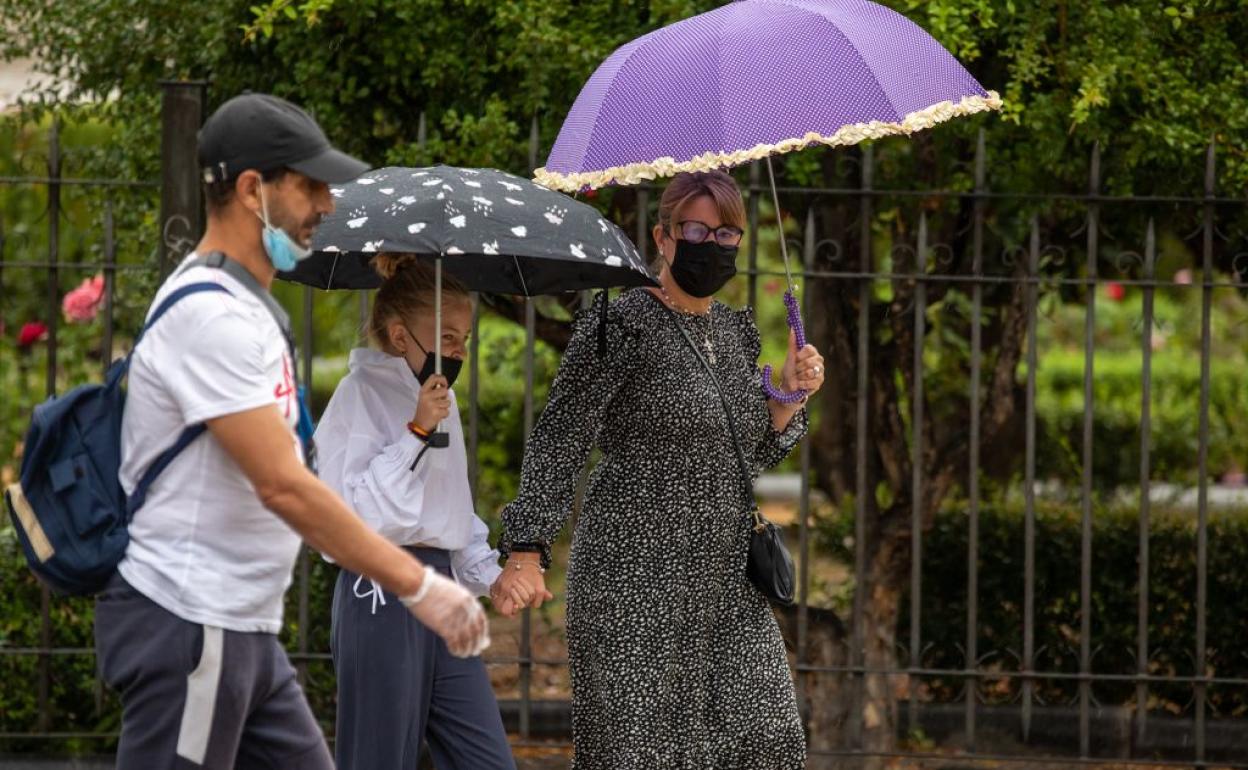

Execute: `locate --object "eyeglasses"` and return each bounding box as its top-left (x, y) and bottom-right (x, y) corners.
top-left (676, 220), bottom-right (744, 247)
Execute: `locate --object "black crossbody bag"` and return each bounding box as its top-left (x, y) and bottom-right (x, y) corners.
top-left (664, 305), bottom-right (796, 605)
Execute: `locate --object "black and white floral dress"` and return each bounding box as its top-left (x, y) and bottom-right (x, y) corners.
top-left (500, 288), bottom-right (808, 769)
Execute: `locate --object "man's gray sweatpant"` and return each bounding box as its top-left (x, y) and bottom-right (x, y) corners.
top-left (94, 574), bottom-right (333, 769)
top-left (331, 546), bottom-right (515, 770)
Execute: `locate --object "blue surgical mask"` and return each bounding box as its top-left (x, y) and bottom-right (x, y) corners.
top-left (256, 185), bottom-right (312, 272)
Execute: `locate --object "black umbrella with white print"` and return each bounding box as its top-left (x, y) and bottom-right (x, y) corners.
top-left (282, 165), bottom-right (654, 293)
top-left (280, 165), bottom-right (656, 447)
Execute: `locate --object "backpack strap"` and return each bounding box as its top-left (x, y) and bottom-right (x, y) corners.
top-left (125, 281), bottom-right (232, 517)
top-left (131, 281), bottom-right (233, 354)
top-left (126, 425), bottom-right (208, 516)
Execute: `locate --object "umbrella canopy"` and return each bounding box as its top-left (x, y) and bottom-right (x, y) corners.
top-left (535, 0), bottom-right (1001, 192)
top-left (281, 165), bottom-right (654, 293)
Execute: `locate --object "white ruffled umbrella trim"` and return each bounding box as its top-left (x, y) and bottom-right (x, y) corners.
top-left (535, 91), bottom-right (1002, 192)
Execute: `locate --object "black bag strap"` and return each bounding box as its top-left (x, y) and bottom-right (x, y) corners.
top-left (661, 303), bottom-right (764, 528)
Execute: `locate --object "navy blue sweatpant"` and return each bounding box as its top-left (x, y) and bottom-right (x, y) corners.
top-left (331, 547), bottom-right (515, 770)
top-left (94, 574), bottom-right (332, 769)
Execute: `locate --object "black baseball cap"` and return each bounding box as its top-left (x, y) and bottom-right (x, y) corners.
top-left (198, 93), bottom-right (369, 185)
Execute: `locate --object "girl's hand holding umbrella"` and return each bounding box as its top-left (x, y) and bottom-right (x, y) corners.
top-left (412, 374), bottom-right (451, 434)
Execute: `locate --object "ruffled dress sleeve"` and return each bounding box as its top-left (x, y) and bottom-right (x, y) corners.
top-left (498, 291), bottom-right (641, 566)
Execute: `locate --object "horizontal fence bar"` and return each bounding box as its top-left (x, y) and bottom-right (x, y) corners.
top-left (808, 749), bottom-right (1248, 769)
top-left (10, 265), bottom-right (1238, 290)
top-left (745, 270), bottom-right (1248, 290)
top-left (0, 261), bottom-right (159, 271)
top-left (3, 176), bottom-right (1239, 204)
top-left (4, 646), bottom-right (1242, 688)
top-left (0, 176), bottom-right (159, 188)
top-left (737, 183), bottom-right (1248, 205)
top-left (792, 664), bottom-right (1248, 686)
top-left (1, 740), bottom-right (1239, 768)
top-left (3, 264), bottom-right (1242, 290)
top-left (732, 269), bottom-right (1248, 288)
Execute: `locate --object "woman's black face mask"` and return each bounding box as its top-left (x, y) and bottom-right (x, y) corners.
top-left (667, 237), bottom-right (739, 298)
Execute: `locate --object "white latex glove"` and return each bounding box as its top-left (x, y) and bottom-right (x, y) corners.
top-left (400, 565), bottom-right (489, 657)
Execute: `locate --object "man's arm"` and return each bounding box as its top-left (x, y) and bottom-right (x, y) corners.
top-left (207, 404), bottom-right (425, 598)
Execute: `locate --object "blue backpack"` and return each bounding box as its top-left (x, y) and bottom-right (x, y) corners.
top-left (4, 282), bottom-right (230, 595)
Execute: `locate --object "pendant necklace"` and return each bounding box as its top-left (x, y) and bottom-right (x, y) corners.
top-left (659, 283), bottom-right (715, 365)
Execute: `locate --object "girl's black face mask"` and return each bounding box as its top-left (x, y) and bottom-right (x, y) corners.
top-left (668, 237), bottom-right (739, 298)
top-left (408, 330), bottom-right (464, 388)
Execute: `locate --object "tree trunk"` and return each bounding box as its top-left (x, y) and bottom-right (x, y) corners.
top-left (857, 515), bottom-right (911, 763)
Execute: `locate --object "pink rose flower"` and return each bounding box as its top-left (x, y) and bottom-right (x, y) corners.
top-left (17, 321), bottom-right (49, 349)
top-left (62, 274), bottom-right (105, 323)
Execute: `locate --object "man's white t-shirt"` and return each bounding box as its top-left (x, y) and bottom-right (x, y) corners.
top-left (117, 254), bottom-right (304, 634)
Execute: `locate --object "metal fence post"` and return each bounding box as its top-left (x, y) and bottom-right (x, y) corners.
top-left (964, 130), bottom-right (987, 751)
top-left (909, 211), bottom-right (929, 740)
top-left (158, 80), bottom-right (206, 277)
top-left (1135, 218), bottom-right (1156, 746)
top-left (1079, 141), bottom-right (1102, 759)
top-left (849, 143), bottom-right (873, 749)
top-left (37, 119), bottom-right (61, 735)
top-left (1022, 216), bottom-right (1040, 743)
top-left (1194, 141), bottom-right (1217, 764)
top-left (795, 207), bottom-right (815, 724)
top-left (517, 113), bottom-right (540, 742)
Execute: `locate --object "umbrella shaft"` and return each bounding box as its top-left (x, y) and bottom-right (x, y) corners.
top-left (765, 156), bottom-right (797, 292)
top-left (435, 257), bottom-right (442, 375)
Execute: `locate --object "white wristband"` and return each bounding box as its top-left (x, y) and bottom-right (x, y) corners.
top-left (399, 565), bottom-right (436, 607)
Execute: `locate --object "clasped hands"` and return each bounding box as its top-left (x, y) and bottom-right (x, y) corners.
top-left (488, 554), bottom-right (554, 617)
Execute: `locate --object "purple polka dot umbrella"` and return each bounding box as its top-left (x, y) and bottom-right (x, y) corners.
top-left (537, 0), bottom-right (1001, 402)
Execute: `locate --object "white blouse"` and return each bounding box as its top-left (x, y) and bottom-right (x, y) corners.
top-left (314, 348), bottom-right (501, 598)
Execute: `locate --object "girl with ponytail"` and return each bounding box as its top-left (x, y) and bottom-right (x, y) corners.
top-left (314, 253), bottom-right (525, 769)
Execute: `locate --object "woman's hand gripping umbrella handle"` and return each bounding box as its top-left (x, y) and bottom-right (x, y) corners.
top-left (760, 288), bottom-right (809, 404)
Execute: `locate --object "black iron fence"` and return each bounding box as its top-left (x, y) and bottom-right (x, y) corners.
top-left (2, 84), bottom-right (1247, 768)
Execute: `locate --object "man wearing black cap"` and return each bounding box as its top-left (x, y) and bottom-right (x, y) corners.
top-left (94, 93), bottom-right (491, 769)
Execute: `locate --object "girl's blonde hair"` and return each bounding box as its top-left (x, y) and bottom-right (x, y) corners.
top-left (367, 253), bottom-right (469, 352)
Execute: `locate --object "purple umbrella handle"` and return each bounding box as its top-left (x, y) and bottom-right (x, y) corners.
top-left (761, 289), bottom-right (809, 404)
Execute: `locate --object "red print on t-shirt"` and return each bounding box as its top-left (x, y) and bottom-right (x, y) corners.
top-left (274, 355), bottom-right (296, 418)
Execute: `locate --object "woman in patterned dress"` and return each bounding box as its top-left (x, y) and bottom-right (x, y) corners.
top-left (494, 171), bottom-right (826, 769)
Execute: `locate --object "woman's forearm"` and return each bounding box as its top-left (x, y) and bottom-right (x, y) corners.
top-left (767, 399), bottom-right (802, 432)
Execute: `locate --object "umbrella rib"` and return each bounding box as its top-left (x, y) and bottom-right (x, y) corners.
top-left (513, 254), bottom-right (531, 297)
top-left (770, 0), bottom-right (903, 117)
top-left (326, 253), bottom-right (340, 291)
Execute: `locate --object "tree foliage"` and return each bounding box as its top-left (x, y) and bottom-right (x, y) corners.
top-left (3, 0), bottom-right (1244, 190)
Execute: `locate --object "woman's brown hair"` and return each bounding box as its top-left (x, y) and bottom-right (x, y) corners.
top-left (656, 170), bottom-right (747, 235)
top-left (366, 253), bottom-right (469, 352)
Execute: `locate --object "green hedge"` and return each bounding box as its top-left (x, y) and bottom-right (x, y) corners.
top-left (820, 499), bottom-right (1248, 714)
top-left (1035, 350), bottom-right (1248, 489)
